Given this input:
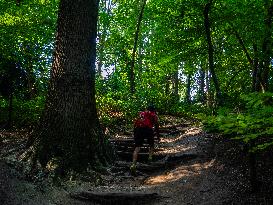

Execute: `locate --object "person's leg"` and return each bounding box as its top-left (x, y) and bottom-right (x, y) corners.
top-left (130, 146), bottom-right (140, 174)
top-left (146, 128), bottom-right (155, 162)
top-left (132, 146), bottom-right (140, 165)
top-left (131, 127), bottom-right (143, 173)
top-left (148, 146), bottom-right (154, 161)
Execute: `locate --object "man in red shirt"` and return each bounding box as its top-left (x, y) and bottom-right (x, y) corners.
top-left (130, 105), bottom-right (160, 174)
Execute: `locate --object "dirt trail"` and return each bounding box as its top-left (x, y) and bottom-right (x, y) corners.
top-left (0, 116), bottom-right (267, 204)
top-left (99, 123), bottom-right (236, 205)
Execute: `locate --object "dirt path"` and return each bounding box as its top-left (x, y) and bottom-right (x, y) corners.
top-left (95, 124), bottom-right (238, 205)
top-left (0, 117), bottom-right (269, 204)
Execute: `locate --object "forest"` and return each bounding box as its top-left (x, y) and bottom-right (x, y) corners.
top-left (1, 0), bottom-right (273, 204)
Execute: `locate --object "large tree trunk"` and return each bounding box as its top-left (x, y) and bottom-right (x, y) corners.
top-left (204, 1), bottom-right (222, 105)
top-left (28, 0), bottom-right (110, 172)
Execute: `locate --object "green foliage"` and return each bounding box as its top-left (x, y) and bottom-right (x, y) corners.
top-left (0, 96), bottom-right (45, 127)
top-left (1, 0), bottom-right (273, 131)
top-left (202, 92), bottom-right (273, 152)
top-left (0, 0), bottom-right (58, 128)
top-left (0, 0), bottom-right (58, 97)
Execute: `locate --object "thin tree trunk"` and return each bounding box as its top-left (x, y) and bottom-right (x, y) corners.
top-left (129, 0), bottom-right (147, 93)
top-left (22, 44), bottom-right (37, 99)
top-left (185, 73), bottom-right (191, 104)
top-left (226, 22), bottom-right (261, 93)
top-left (204, 1), bottom-right (222, 105)
top-left (231, 28), bottom-right (253, 66)
top-left (138, 33), bottom-right (143, 80)
top-left (97, 0), bottom-right (112, 77)
top-left (260, 2), bottom-right (273, 91)
top-left (252, 44), bottom-right (259, 91)
top-left (199, 66), bottom-right (205, 104)
top-left (25, 66), bottom-right (37, 99)
top-left (28, 0), bottom-right (110, 172)
top-left (165, 76), bottom-right (170, 95)
top-left (205, 70), bottom-right (212, 108)
top-left (5, 60), bottom-right (16, 129)
top-left (173, 70), bottom-right (179, 102)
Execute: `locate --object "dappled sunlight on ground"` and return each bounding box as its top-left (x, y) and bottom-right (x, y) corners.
top-left (161, 127), bottom-right (203, 144)
top-left (158, 127), bottom-right (203, 156)
top-left (160, 137), bottom-right (178, 143)
top-left (145, 159), bottom-right (216, 185)
top-left (185, 127), bottom-right (202, 136)
top-left (157, 144), bottom-right (196, 155)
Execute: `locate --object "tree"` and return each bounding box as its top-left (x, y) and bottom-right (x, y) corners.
top-left (97, 0), bottom-right (114, 77)
top-left (203, 1), bottom-right (222, 105)
top-left (129, 0), bottom-right (147, 93)
top-left (0, 58), bottom-right (27, 129)
top-left (27, 0), bottom-right (110, 172)
top-left (259, 0), bottom-right (273, 91)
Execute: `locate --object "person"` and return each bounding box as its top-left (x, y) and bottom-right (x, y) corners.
top-left (130, 105), bottom-right (160, 174)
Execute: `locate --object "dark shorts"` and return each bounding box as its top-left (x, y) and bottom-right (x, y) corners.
top-left (134, 127), bottom-right (154, 148)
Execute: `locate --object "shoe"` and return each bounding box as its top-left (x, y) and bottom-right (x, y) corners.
top-left (130, 164), bottom-right (136, 175)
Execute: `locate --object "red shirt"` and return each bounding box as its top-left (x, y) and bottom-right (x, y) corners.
top-left (134, 111), bottom-right (158, 129)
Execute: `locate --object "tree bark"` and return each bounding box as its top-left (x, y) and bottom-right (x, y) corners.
top-left (28, 0), bottom-right (110, 172)
top-left (204, 1), bottom-right (222, 105)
